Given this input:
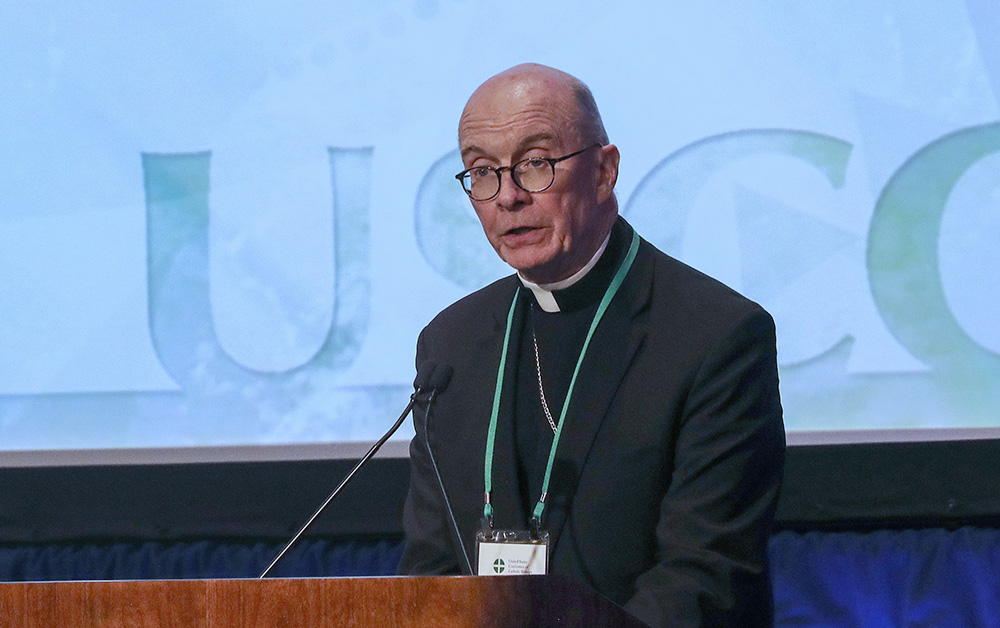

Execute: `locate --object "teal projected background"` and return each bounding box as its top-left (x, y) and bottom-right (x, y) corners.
top-left (1, 1), bottom-right (998, 457)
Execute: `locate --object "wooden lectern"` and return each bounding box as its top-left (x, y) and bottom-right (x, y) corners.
top-left (0, 575), bottom-right (649, 627)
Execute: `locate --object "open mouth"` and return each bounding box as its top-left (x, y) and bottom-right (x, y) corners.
top-left (506, 226), bottom-right (536, 236)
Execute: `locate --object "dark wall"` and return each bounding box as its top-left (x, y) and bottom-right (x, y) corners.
top-left (4, 440), bottom-right (1000, 544)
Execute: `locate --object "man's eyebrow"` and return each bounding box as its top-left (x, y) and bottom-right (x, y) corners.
top-left (460, 145), bottom-right (486, 159)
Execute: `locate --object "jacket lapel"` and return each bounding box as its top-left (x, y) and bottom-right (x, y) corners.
top-left (445, 277), bottom-right (528, 565)
top-left (541, 242), bottom-right (654, 552)
top-left (488, 288), bottom-right (530, 532)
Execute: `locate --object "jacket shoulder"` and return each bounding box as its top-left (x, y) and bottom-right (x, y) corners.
top-left (420, 274), bottom-right (519, 340)
top-left (643, 242), bottom-right (774, 342)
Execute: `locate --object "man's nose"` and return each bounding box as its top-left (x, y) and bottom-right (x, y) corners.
top-left (495, 171), bottom-right (529, 209)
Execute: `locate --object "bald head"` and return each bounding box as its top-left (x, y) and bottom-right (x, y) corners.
top-left (460, 64), bottom-right (608, 148)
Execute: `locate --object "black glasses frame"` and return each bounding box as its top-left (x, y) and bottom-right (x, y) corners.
top-left (455, 143), bottom-right (602, 201)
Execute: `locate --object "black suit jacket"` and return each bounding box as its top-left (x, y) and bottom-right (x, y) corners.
top-left (400, 226), bottom-right (785, 628)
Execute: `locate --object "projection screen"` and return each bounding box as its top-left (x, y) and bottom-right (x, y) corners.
top-left (2, 0), bottom-right (998, 465)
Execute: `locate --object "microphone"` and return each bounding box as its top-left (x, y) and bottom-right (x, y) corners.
top-left (258, 360), bottom-right (442, 578)
top-left (425, 364), bottom-right (453, 403)
top-left (420, 363), bottom-right (472, 574)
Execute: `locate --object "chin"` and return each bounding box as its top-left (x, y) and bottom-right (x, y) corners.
top-left (501, 251), bottom-right (549, 274)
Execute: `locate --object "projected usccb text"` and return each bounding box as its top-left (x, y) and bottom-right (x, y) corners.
top-left (2, 124), bottom-right (998, 451)
top-left (144, 124), bottom-right (1000, 436)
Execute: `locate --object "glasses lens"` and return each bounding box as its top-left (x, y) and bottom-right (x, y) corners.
top-left (465, 167), bottom-right (499, 200)
top-left (513, 159), bottom-right (554, 192)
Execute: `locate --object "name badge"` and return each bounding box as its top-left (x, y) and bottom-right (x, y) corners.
top-left (475, 529), bottom-right (549, 576)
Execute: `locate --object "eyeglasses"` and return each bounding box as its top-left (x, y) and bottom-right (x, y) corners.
top-left (455, 143), bottom-right (602, 201)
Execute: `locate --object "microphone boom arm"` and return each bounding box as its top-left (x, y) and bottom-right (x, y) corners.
top-left (258, 391), bottom-right (421, 579)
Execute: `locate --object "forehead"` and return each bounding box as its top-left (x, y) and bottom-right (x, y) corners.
top-left (458, 75), bottom-right (581, 156)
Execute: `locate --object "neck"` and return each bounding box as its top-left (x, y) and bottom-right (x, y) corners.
top-left (518, 229), bottom-right (613, 313)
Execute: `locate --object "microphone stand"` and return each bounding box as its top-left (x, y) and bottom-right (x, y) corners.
top-left (258, 388), bottom-right (425, 579)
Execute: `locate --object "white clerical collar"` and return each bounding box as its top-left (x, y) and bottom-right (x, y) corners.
top-left (518, 231), bottom-right (612, 313)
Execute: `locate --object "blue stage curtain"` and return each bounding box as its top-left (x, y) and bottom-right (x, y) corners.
top-left (0, 538), bottom-right (403, 581)
top-left (2, 528), bottom-right (999, 627)
top-left (771, 527), bottom-right (1000, 628)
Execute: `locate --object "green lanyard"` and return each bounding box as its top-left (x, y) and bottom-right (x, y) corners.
top-left (483, 230), bottom-right (640, 531)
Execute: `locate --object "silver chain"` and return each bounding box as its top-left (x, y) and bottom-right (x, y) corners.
top-left (531, 328), bottom-right (559, 434)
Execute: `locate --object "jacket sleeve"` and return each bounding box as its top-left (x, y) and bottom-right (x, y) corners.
top-left (624, 309), bottom-right (785, 628)
top-left (397, 329), bottom-right (466, 576)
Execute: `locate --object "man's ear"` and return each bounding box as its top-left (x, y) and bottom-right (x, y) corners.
top-left (595, 144), bottom-right (620, 203)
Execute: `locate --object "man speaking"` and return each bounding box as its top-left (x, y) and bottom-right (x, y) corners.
top-left (399, 63), bottom-right (785, 628)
